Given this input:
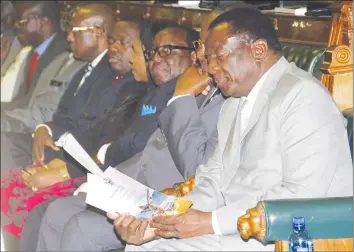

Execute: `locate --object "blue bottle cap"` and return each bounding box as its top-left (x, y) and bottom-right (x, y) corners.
top-left (292, 216), bottom-right (305, 230)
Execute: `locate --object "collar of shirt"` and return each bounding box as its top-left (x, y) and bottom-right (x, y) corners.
top-left (90, 49), bottom-right (108, 68)
top-left (242, 64), bottom-right (273, 107)
top-left (239, 63), bottom-right (276, 133)
top-left (34, 33), bottom-right (57, 57)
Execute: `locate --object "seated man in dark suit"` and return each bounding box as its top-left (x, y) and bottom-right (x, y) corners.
top-left (1, 3), bottom-right (132, 170)
top-left (1, 1), bottom-right (68, 110)
top-left (21, 17), bottom-right (225, 251)
top-left (18, 22), bottom-right (199, 189)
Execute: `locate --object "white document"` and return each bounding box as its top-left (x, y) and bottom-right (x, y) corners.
top-left (85, 167), bottom-right (193, 218)
top-left (58, 133), bottom-right (103, 176)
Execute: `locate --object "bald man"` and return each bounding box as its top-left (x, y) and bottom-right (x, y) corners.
top-left (1, 3), bottom-right (119, 170)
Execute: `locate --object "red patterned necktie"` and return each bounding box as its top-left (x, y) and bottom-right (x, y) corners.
top-left (25, 52), bottom-right (40, 95)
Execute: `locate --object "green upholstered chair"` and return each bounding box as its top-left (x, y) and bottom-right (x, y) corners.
top-left (281, 43), bottom-right (326, 80)
top-left (342, 108), bottom-right (353, 159)
top-left (238, 197), bottom-right (353, 251)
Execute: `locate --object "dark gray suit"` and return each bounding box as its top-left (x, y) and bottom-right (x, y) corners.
top-left (1, 31), bottom-right (69, 110)
top-left (1, 52), bottom-right (87, 133)
top-left (20, 87), bottom-right (224, 252)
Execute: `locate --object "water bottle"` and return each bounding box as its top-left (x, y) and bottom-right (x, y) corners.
top-left (289, 217), bottom-right (314, 252)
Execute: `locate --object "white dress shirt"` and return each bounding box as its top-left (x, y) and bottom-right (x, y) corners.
top-left (34, 50), bottom-right (108, 143)
top-left (1, 45), bottom-right (32, 102)
top-left (211, 68), bottom-right (272, 235)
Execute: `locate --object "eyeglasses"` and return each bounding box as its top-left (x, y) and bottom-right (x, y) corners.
top-left (192, 40), bottom-right (202, 51)
top-left (107, 37), bottom-right (132, 47)
top-left (15, 14), bottom-right (41, 26)
top-left (67, 26), bottom-right (99, 33)
top-left (206, 38), bottom-right (257, 62)
top-left (143, 45), bottom-right (193, 61)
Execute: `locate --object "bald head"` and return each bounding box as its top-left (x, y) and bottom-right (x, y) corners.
top-left (71, 4), bottom-right (114, 36)
top-left (67, 4), bottom-right (114, 61)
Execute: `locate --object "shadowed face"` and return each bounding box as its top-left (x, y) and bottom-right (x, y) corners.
top-left (14, 4), bottom-right (43, 47)
top-left (130, 35), bottom-right (148, 82)
top-left (147, 28), bottom-right (193, 86)
top-left (66, 10), bottom-right (105, 60)
top-left (108, 21), bottom-right (138, 75)
top-left (206, 23), bottom-right (262, 97)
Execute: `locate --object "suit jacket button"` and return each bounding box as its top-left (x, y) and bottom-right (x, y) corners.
top-left (141, 165), bottom-right (146, 170)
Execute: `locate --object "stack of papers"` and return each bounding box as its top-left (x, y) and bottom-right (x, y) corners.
top-left (59, 133), bottom-right (193, 217)
top-left (85, 167), bottom-right (193, 218)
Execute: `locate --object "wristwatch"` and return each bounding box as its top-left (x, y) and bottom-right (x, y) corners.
top-left (59, 166), bottom-right (70, 181)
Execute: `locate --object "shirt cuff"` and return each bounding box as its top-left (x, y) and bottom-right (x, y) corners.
top-left (97, 143), bottom-right (111, 165)
top-left (167, 95), bottom-right (191, 106)
top-left (33, 124), bottom-right (53, 138)
top-left (54, 131), bottom-right (70, 147)
top-left (211, 210), bottom-right (222, 235)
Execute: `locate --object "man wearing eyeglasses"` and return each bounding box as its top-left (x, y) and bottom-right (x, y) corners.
top-left (114, 6), bottom-right (351, 252)
top-left (20, 21), bottom-right (225, 251)
top-left (1, 4), bottom-right (120, 170)
top-left (1, 1), bottom-right (68, 110)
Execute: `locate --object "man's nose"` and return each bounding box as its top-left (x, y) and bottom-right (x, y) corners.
top-left (109, 44), bottom-right (119, 54)
top-left (208, 57), bottom-right (218, 76)
top-left (152, 51), bottom-right (162, 63)
top-left (67, 32), bottom-right (74, 42)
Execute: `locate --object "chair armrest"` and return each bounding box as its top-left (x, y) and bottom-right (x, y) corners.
top-left (160, 176), bottom-right (195, 197)
top-left (237, 197), bottom-right (353, 243)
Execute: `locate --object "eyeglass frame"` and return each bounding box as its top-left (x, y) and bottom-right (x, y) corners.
top-left (66, 25), bottom-right (103, 34)
top-left (15, 14), bottom-right (42, 26)
top-left (205, 37), bottom-right (258, 62)
top-left (107, 36), bottom-right (133, 47)
top-left (192, 40), bottom-right (202, 51)
top-left (143, 45), bottom-right (194, 61)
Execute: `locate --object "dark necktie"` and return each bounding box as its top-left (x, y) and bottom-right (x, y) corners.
top-left (203, 87), bottom-right (220, 108)
top-left (25, 52), bottom-right (39, 95)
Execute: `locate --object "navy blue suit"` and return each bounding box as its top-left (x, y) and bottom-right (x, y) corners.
top-left (103, 77), bottom-right (177, 168)
top-left (46, 53), bottom-right (117, 140)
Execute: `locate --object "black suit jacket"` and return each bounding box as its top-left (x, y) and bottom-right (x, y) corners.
top-left (46, 52), bottom-right (117, 140)
top-left (62, 75), bottom-right (152, 177)
top-left (1, 31), bottom-right (69, 110)
top-left (73, 74), bottom-right (151, 156)
top-left (103, 76), bottom-right (177, 168)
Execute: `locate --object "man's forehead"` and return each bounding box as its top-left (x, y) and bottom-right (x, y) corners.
top-left (153, 28), bottom-right (187, 47)
top-left (71, 15), bottom-right (103, 26)
top-left (205, 23), bottom-right (232, 48)
top-left (112, 22), bottom-right (138, 38)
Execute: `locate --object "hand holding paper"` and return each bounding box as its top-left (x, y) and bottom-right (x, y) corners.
top-left (85, 167), bottom-right (193, 218)
top-left (56, 133), bottom-right (103, 176)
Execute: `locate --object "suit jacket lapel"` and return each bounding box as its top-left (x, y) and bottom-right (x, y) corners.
top-left (84, 53), bottom-right (111, 96)
top-left (222, 99), bottom-right (243, 176)
top-left (30, 32), bottom-right (68, 90)
top-left (240, 57), bottom-right (289, 142)
top-left (223, 57), bottom-right (290, 188)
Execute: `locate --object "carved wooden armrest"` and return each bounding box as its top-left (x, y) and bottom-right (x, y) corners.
top-left (160, 176), bottom-right (195, 197)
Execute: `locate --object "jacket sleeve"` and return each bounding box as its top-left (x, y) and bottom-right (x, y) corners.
top-left (158, 95), bottom-right (220, 179)
top-left (214, 82), bottom-right (352, 236)
top-left (103, 110), bottom-right (160, 168)
top-left (1, 91), bottom-right (65, 133)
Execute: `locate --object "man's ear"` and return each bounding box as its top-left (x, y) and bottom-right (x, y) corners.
top-left (252, 39), bottom-right (268, 62)
top-left (40, 16), bottom-right (50, 26)
top-left (190, 51), bottom-right (197, 66)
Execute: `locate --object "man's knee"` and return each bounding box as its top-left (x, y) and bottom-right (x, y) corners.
top-left (42, 195), bottom-right (87, 230)
top-left (61, 210), bottom-right (124, 251)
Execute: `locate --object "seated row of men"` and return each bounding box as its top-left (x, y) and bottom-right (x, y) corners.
top-left (1, 1), bottom-right (352, 251)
